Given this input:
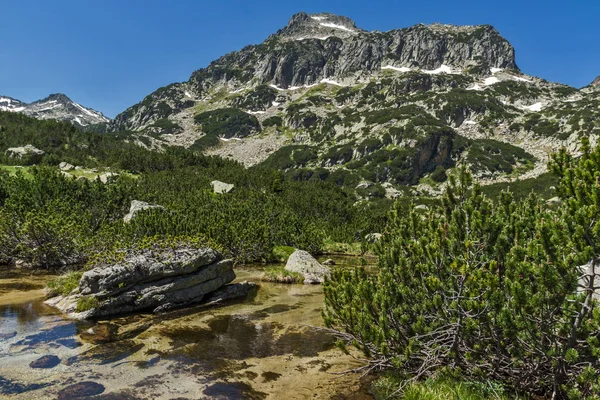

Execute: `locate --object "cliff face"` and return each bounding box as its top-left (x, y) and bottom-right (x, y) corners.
top-left (111, 12), bottom-right (518, 133)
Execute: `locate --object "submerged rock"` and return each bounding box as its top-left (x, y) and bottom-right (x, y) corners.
top-left (29, 355), bottom-right (61, 369)
top-left (285, 250), bottom-right (331, 284)
top-left (57, 382), bottom-right (105, 399)
top-left (45, 246), bottom-right (256, 320)
top-left (123, 200), bottom-right (165, 223)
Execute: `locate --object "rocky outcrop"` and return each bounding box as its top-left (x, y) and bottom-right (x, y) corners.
top-left (59, 162), bottom-right (75, 171)
top-left (285, 250), bottom-right (331, 284)
top-left (123, 200), bottom-right (165, 223)
top-left (45, 246), bottom-right (256, 320)
top-left (211, 180), bottom-right (235, 194)
top-left (590, 76), bottom-right (600, 87)
top-left (6, 145), bottom-right (45, 164)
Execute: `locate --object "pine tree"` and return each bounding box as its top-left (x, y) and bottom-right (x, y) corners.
top-left (323, 165), bottom-right (600, 398)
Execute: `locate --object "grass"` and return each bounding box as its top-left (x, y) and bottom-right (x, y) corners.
top-left (322, 239), bottom-right (363, 255)
top-left (269, 246), bottom-right (295, 263)
top-left (373, 375), bottom-right (528, 400)
top-left (261, 267), bottom-right (304, 284)
top-left (0, 165), bottom-right (33, 178)
top-left (76, 295), bottom-right (99, 312)
top-left (46, 271), bottom-right (83, 297)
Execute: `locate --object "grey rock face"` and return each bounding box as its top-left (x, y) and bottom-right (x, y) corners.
top-left (0, 93), bottom-right (109, 127)
top-left (123, 200), bottom-right (165, 223)
top-left (285, 250), bottom-right (331, 284)
top-left (46, 246), bottom-right (253, 319)
top-left (211, 180), bottom-right (235, 194)
top-left (273, 12), bottom-right (362, 41)
top-left (590, 76), bottom-right (600, 87)
top-left (6, 145), bottom-right (45, 164)
top-left (111, 12), bottom-right (518, 132)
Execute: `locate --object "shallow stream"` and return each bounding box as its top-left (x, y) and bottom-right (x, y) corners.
top-left (0, 257), bottom-right (374, 399)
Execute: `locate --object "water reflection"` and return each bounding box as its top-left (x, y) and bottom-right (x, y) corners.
top-left (0, 301), bottom-right (58, 335)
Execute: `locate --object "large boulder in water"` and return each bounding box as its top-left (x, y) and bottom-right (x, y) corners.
top-left (45, 246), bottom-right (256, 320)
top-left (285, 250), bottom-right (331, 284)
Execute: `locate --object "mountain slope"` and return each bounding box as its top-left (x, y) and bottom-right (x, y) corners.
top-left (108, 12), bottom-right (592, 197)
top-left (0, 93), bottom-right (110, 127)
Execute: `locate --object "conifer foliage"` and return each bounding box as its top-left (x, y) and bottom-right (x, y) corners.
top-left (324, 161), bottom-right (600, 398)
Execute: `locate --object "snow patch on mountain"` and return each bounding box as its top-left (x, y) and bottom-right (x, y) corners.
top-left (382, 65), bottom-right (412, 73)
top-left (526, 102), bottom-right (543, 112)
top-left (422, 65), bottom-right (453, 74)
top-left (319, 22), bottom-right (355, 33)
top-left (484, 76), bottom-right (500, 85)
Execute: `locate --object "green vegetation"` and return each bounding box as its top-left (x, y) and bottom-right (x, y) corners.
top-left (47, 271), bottom-right (83, 297)
top-left (324, 155), bottom-right (600, 398)
top-left (76, 295), bottom-right (99, 312)
top-left (262, 115), bottom-right (283, 127)
top-left (0, 111), bottom-right (387, 268)
top-left (373, 375), bottom-right (524, 400)
top-left (148, 118), bottom-right (182, 134)
top-left (231, 84), bottom-right (276, 110)
top-left (482, 172), bottom-right (558, 200)
top-left (454, 137), bottom-right (535, 176)
top-left (269, 245), bottom-right (295, 262)
top-left (260, 267), bottom-right (303, 284)
top-left (193, 107), bottom-right (260, 138)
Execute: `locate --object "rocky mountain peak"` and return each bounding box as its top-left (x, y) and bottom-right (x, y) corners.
top-left (590, 76), bottom-right (600, 87)
top-left (39, 93), bottom-right (72, 103)
top-left (0, 93), bottom-right (110, 127)
top-left (113, 12), bottom-right (522, 135)
top-left (273, 12), bottom-right (362, 41)
top-left (0, 96), bottom-right (26, 112)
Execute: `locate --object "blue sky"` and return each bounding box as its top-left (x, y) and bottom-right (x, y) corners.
top-left (1, 0), bottom-right (598, 118)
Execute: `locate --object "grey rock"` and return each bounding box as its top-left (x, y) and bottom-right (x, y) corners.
top-left (123, 200), bottom-right (165, 223)
top-left (356, 181), bottom-right (373, 190)
top-left (285, 250), bottom-right (331, 284)
top-left (415, 204), bottom-right (430, 212)
top-left (546, 197), bottom-right (562, 207)
top-left (211, 180), bottom-right (234, 194)
top-left (59, 162), bottom-right (75, 171)
top-left (6, 145), bottom-right (45, 164)
top-left (322, 259), bottom-right (336, 266)
top-left (46, 246), bottom-right (248, 319)
top-left (364, 233), bottom-right (382, 243)
top-left (30, 355), bottom-right (61, 369)
top-left (590, 76), bottom-right (600, 87)
top-left (99, 172), bottom-right (118, 183)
